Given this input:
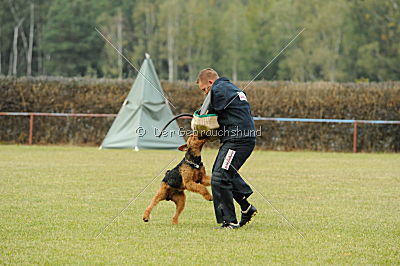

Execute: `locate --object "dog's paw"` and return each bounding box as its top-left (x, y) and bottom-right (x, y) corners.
top-left (205, 194), bottom-right (213, 201)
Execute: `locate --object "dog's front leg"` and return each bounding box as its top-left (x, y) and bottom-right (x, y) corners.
top-left (184, 181), bottom-right (212, 201)
top-left (200, 175), bottom-right (211, 186)
top-left (199, 167), bottom-right (211, 186)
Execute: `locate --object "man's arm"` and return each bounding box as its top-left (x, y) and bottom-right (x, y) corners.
top-left (199, 92), bottom-right (211, 115)
top-left (210, 86), bottom-right (227, 112)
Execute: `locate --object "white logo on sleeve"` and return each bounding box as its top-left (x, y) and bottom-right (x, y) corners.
top-left (222, 149), bottom-right (236, 170)
top-left (238, 92), bottom-right (247, 101)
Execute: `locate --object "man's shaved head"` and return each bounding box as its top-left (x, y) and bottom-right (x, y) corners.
top-left (196, 68), bottom-right (219, 84)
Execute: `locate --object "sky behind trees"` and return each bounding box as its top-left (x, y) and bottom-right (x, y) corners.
top-left (0, 0), bottom-right (399, 81)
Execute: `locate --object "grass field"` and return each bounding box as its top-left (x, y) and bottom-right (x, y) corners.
top-left (1, 145), bottom-right (399, 264)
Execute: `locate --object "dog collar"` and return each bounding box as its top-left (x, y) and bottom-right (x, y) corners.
top-left (184, 159), bottom-right (203, 169)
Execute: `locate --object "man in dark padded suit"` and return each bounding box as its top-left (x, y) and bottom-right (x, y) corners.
top-left (196, 68), bottom-right (257, 229)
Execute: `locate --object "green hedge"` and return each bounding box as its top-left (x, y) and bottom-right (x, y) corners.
top-left (1, 77), bottom-right (399, 152)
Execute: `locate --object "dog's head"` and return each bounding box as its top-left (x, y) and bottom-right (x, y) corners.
top-left (178, 134), bottom-right (208, 152)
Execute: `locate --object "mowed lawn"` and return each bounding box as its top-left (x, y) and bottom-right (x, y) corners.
top-left (0, 145), bottom-right (399, 264)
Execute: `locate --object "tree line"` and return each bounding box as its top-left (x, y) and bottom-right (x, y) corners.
top-left (0, 0), bottom-right (398, 82)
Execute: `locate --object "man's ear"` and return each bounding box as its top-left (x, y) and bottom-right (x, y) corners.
top-left (178, 144), bottom-right (188, 151)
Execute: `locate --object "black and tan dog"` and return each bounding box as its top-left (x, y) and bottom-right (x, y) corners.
top-left (143, 134), bottom-right (212, 224)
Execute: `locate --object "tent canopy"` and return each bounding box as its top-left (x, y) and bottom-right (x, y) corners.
top-left (100, 54), bottom-right (185, 150)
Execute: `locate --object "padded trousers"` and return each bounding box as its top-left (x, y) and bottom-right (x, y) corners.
top-left (211, 138), bottom-right (255, 224)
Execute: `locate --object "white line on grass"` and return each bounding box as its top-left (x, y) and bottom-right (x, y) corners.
top-left (223, 28), bottom-right (305, 110)
top-left (94, 155), bottom-right (178, 239)
top-left (230, 164), bottom-right (305, 238)
top-left (95, 27), bottom-right (176, 110)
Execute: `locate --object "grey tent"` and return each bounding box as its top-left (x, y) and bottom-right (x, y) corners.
top-left (100, 54), bottom-right (185, 150)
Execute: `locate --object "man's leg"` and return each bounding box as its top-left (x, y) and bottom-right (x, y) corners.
top-left (211, 171), bottom-right (237, 224)
top-left (211, 139), bottom-right (256, 224)
top-left (211, 143), bottom-right (237, 224)
top-left (232, 170), bottom-right (252, 211)
top-left (230, 139), bottom-right (255, 211)
top-left (228, 139), bottom-right (258, 226)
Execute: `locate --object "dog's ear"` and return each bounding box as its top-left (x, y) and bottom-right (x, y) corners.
top-left (178, 144), bottom-right (188, 151)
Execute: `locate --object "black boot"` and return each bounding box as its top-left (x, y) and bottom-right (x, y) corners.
top-left (239, 205), bottom-right (257, 227)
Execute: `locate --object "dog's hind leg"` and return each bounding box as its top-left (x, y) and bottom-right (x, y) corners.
top-left (171, 192), bottom-right (186, 224)
top-left (143, 183), bottom-right (168, 222)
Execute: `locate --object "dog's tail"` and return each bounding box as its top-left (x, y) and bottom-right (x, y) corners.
top-left (157, 113), bottom-right (193, 137)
